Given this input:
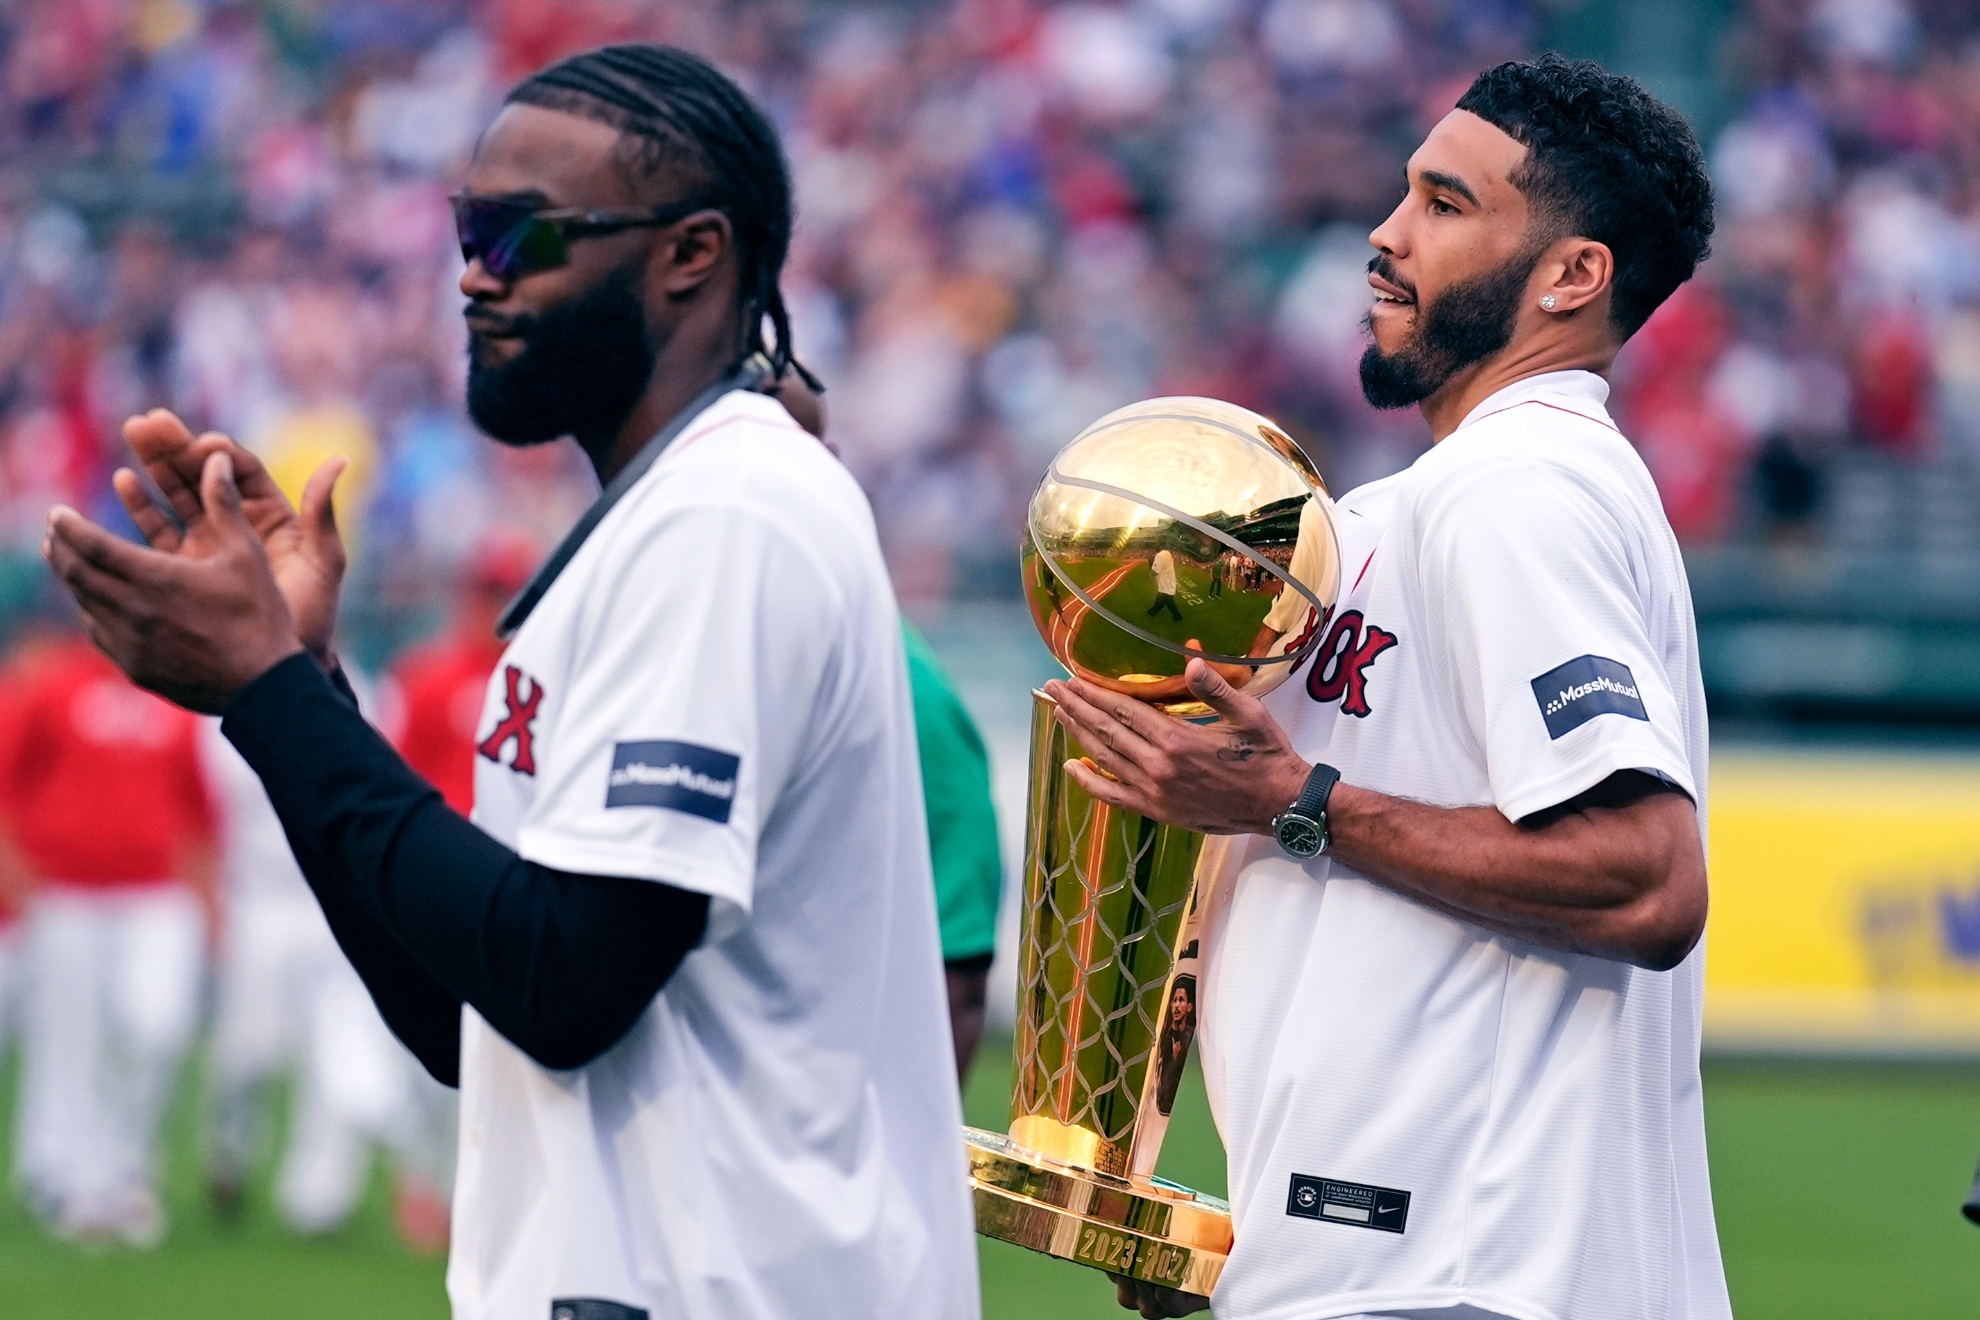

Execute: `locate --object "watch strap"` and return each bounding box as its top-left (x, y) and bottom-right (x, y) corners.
top-left (1291, 762), bottom-right (1341, 821)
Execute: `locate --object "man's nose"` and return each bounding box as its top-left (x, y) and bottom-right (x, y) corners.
top-left (460, 256), bottom-right (509, 300)
top-left (1368, 198), bottom-right (1409, 258)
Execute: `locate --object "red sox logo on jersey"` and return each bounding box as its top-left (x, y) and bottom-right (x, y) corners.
top-left (477, 665), bottom-right (544, 776)
top-left (1300, 608), bottom-right (1398, 717)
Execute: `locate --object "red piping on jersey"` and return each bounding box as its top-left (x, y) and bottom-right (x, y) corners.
top-left (670, 412), bottom-right (811, 455)
top-left (1461, 398), bottom-right (1623, 435)
top-left (1350, 549), bottom-right (1378, 592)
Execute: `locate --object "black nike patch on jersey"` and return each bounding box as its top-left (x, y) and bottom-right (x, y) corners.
top-left (1531, 654), bottom-right (1649, 739)
top-left (551, 1300), bottom-right (649, 1320)
top-left (1286, 1174), bottom-right (1409, 1233)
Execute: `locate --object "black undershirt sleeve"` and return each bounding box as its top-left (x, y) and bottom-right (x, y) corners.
top-left (223, 652), bottom-right (709, 1085)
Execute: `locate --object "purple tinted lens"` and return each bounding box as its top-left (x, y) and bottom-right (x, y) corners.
top-left (452, 199), bottom-right (564, 278)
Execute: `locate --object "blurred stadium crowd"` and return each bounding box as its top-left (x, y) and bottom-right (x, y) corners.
top-left (4, 0), bottom-right (1980, 624)
top-left (1628, 0), bottom-right (1980, 556)
top-left (1, 0), bottom-right (1980, 1248)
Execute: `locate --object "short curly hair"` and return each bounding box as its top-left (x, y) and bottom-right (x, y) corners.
top-left (1456, 54), bottom-right (1714, 338)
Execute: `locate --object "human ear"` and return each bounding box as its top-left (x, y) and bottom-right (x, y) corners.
top-left (656, 210), bottom-right (733, 297)
top-left (1537, 238), bottom-right (1612, 316)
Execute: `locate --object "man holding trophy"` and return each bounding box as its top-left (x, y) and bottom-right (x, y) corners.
top-left (1002, 56), bottom-right (1731, 1320)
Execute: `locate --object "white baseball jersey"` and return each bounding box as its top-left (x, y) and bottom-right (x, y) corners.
top-left (455, 391), bottom-right (977, 1320)
top-left (1198, 371), bottom-right (1730, 1320)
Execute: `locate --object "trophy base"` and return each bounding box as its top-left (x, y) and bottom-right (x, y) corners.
top-left (966, 1127), bottom-right (1230, 1297)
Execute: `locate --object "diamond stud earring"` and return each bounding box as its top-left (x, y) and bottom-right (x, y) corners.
top-left (1540, 294), bottom-right (1558, 310)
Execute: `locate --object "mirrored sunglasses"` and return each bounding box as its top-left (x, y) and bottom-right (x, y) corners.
top-left (450, 193), bottom-right (715, 280)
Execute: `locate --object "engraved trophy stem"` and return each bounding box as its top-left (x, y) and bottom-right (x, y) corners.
top-left (1011, 692), bottom-right (1204, 1176)
top-left (964, 694), bottom-right (1232, 1294)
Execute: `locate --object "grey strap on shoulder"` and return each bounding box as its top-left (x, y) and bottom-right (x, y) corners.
top-left (496, 354), bottom-right (775, 641)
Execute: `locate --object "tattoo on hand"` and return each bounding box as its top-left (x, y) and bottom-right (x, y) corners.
top-left (1217, 736), bottom-right (1255, 763)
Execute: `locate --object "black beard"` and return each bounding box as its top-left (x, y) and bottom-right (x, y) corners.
top-left (1358, 245), bottom-right (1541, 410)
top-left (466, 267), bottom-right (655, 448)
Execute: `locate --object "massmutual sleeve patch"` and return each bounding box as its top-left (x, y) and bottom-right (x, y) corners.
top-left (605, 740), bottom-right (740, 823)
top-left (1286, 1174), bottom-right (1409, 1233)
top-left (1530, 654), bottom-right (1649, 740)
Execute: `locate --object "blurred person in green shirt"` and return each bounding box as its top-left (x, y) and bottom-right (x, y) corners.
top-left (903, 621), bottom-right (1002, 1077)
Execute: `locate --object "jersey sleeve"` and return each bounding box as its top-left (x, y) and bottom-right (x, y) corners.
top-left (513, 502), bottom-right (841, 943)
top-left (1416, 461), bottom-right (1694, 823)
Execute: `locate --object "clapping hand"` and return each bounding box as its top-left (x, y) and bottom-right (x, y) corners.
top-left (114, 409), bottom-right (348, 661)
top-left (42, 409), bottom-right (349, 714)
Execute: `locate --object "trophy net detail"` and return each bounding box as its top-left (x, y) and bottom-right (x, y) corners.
top-left (1012, 696), bottom-right (1205, 1177)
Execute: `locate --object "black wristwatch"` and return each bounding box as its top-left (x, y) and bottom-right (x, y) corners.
top-left (1272, 763), bottom-right (1340, 859)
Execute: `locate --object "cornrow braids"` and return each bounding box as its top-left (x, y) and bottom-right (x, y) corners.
top-left (508, 43), bottom-right (821, 391)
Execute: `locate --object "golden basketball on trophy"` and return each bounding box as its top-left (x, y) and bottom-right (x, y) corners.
top-left (966, 397), bottom-right (1342, 1294)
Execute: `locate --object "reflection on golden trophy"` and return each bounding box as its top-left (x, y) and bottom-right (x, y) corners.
top-left (966, 398), bottom-right (1342, 1294)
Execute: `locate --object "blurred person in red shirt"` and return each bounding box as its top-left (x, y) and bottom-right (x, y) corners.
top-left (486, 0), bottom-right (652, 85)
top-left (0, 610), bottom-right (216, 1247)
top-left (1610, 283), bottom-right (1749, 541)
top-left (0, 634), bottom-right (41, 1060)
top-left (382, 532), bottom-right (538, 814)
top-left (1851, 308), bottom-right (1936, 457)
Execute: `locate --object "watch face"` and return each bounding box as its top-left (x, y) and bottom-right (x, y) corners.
top-left (1277, 814), bottom-right (1324, 859)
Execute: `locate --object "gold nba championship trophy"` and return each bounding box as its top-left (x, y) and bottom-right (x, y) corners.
top-left (966, 398), bottom-right (1341, 1295)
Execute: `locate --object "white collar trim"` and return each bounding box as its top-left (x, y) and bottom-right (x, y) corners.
top-left (1452, 369), bottom-right (1613, 434)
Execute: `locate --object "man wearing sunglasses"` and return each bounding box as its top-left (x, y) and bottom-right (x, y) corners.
top-left (44, 43), bottom-right (977, 1320)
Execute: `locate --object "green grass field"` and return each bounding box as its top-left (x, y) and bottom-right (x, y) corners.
top-left (0, 1045), bottom-right (1975, 1316)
